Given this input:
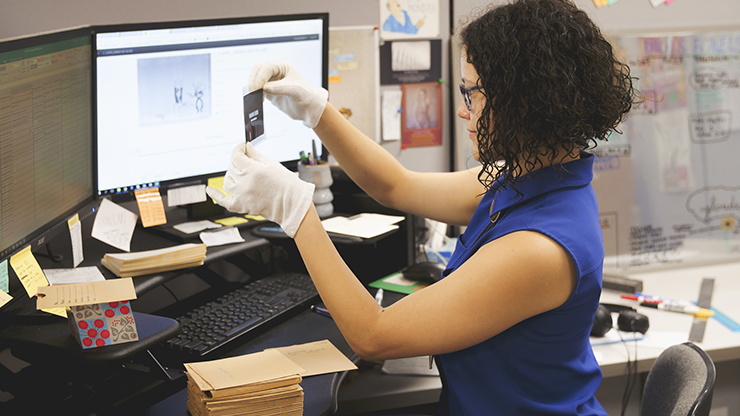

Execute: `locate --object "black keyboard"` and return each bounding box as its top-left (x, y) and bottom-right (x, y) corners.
top-left (166, 272), bottom-right (319, 357)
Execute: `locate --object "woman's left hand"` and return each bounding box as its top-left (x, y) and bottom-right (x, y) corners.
top-left (206, 143), bottom-right (314, 237)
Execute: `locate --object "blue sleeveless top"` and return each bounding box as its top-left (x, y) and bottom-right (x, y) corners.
top-left (438, 153), bottom-right (606, 415)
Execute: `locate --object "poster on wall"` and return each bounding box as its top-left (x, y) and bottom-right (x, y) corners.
top-left (379, 0), bottom-right (439, 40)
top-left (593, 30), bottom-right (740, 270)
top-left (401, 82), bottom-right (442, 147)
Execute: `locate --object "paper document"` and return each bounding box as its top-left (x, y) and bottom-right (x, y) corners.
top-left (67, 214), bottom-right (84, 267)
top-left (200, 227), bottom-right (245, 247)
top-left (173, 220), bottom-right (222, 234)
top-left (168, 184), bottom-right (207, 207)
top-left (322, 213), bottom-right (404, 239)
top-left (267, 339), bottom-right (357, 376)
top-left (0, 290), bottom-right (11, 308)
top-left (44, 266), bottom-right (106, 285)
top-left (186, 349), bottom-right (307, 391)
top-left (36, 277), bottom-right (137, 309)
top-left (91, 199), bottom-right (138, 252)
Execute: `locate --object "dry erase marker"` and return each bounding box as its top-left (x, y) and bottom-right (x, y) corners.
top-left (640, 302), bottom-right (714, 318)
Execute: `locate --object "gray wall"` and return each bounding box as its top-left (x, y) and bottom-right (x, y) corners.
top-left (0, 0), bottom-right (451, 174)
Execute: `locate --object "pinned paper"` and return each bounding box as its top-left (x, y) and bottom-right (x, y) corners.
top-left (44, 266), bottom-right (106, 285)
top-left (9, 246), bottom-right (66, 317)
top-left (135, 187), bottom-right (167, 227)
top-left (173, 220), bottom-right (222, 234)
top-left (382, 90), bottom-right (403, 141)
top-left (208, 177), bottom-right (231, 204)
top-left (1, 259), bottom-right (8, 293)
top-left (36, 277), bottom-right (137, 309)
top-left (67, 214), bottom-right (84, 267)
top-left (215, 216), bottom-right (249, 226)
top-left (91, 199), bottom-right (138, 252)
top-left (168, 184), bottom-right (207, 207)
top-left (0, 290), bottom-right (11, 308)
top-left (199, 227), bottom-right (245, 247)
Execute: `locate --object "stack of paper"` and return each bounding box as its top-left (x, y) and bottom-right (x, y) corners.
top-left (185, 340), bottom-right (357, 416)
top-left (101, 243), bottom-right (207, 277)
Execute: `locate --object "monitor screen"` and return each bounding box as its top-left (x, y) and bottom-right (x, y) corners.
top-left (0, 28), bottom-right (95, 266)
top-left (93, 13), bottom-right (329, 197)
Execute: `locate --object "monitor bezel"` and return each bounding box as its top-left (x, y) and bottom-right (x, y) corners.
top-left (91, 12), bottom-right (330, 201)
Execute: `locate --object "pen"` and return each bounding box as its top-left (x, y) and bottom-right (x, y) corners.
top-left (375, 288), bottom-right (384, 306)
top-left (631, 293), bottom-right (696, 307)
top-left (299, 151), bottom-right (309, 165)
top-left (311, 305), bottom-right (332, 318)
top-left (312, 139), bottom-right (318, 163)
top-left (639, 302), bottom-right (714, 318)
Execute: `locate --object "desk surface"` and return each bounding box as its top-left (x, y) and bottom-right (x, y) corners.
top-left (595, 260), bottom-right (740, 376)
top-left (337, 261), bottom-right (740, 414)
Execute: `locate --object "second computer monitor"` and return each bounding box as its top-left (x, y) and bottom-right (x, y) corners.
top-left (93, 13), bottom-right (328, 197)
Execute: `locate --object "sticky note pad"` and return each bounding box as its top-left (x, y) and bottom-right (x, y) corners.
top-left (244, 214), bottom-right (266, 221)
top-left (1, 259), bottom-right (8, 293)
top-left (208, 177), bottom-right (231, 204)
top-left (215, 216), bottom-right (249, 226)
top-left (10, 245), bottom-right (48, 298)
top-left (9, 246), bottom-right (66, 317)
top-left (135, 187), bottom-right (167, 228)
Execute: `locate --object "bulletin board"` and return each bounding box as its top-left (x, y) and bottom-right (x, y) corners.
top-left (328, 26), bottom-right (380, 142)
top-left (594, 28), bottom-right (740, 271)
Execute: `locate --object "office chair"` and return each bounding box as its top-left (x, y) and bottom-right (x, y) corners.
top-left (640, 342), bottom-right (716, 416)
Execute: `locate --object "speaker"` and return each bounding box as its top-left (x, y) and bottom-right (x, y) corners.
top-left (591, 303), bottom-right (650, 337)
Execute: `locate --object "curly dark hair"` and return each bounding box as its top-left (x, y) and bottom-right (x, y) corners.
top-left (460, 0), bottom-right (637, 192)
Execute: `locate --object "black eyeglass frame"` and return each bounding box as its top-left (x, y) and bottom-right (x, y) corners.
top-left (459, 83), bottom-right (484, 111)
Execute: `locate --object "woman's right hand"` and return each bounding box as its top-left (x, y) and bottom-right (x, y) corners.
top-left (248, 61), bottom-right (328, 128)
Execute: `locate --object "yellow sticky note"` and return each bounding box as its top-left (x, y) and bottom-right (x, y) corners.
top-left (328, 75), bottom-right (342, 84)
top-left (244, 214), bottom-right (266, 221)
top-left (208, 176), bottom-right (231, 204)
top-left (135, 187), bottom-right (167, 227)
top-left (337, 61), bottom-right (359, 71)
top-left (215, 216), bottom-right (249, 226)
top-left (9, 246), bottom-right (66, 318)
top-left (10, 245), bottom-right (48, 298)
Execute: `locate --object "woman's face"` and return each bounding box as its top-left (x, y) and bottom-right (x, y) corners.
top-left (458, 52), bottom-right (484, 162)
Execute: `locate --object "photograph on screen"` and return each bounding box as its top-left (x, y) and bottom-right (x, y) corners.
top-left (137, 54), bottom-right (212, 125)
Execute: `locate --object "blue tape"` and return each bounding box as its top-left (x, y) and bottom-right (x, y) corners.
top-left (711, 306), bottom-right (740, 332)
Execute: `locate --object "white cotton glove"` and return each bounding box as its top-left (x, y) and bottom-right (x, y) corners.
top-left (248, 61), bottom-right (328, 129)
top-left (205, 143), bottom-right (315, 238)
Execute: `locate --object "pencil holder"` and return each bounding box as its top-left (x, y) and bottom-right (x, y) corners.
top-left (298, 160), bottom-right (334, 218)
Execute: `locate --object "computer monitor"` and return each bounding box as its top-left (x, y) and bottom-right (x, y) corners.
top-left (0, 27), bottom-right (96, 305)
top-left (93, 13), bottom-right (329, 199)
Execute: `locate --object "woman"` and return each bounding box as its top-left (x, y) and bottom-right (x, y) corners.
top-left (207, 0), bottom-right (636, 413)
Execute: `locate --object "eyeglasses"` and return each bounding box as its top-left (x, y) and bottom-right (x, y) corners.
top-left (459, 83), bottom-right (483, 111)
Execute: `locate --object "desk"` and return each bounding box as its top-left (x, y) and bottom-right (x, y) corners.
top-left (336, 261), bottom-right (740, 415)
